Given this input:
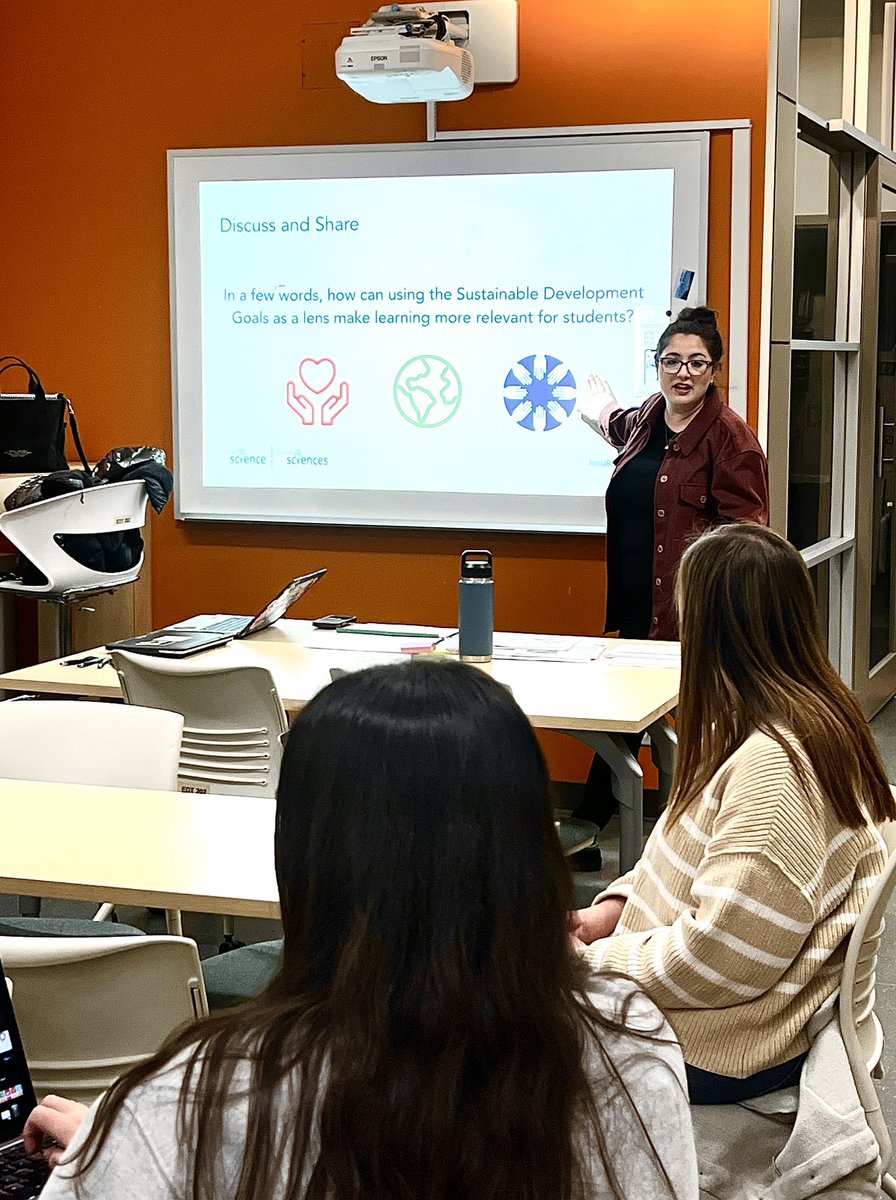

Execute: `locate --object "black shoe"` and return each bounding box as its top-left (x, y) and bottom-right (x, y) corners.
top-left (570, 845), bottom-right (603, 872)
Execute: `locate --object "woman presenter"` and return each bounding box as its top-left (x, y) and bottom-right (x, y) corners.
top-left (582, 306), bottom-right (769, 642)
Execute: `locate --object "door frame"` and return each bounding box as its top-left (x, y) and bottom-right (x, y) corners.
top-left (854, 154), bottom-right (896, 713)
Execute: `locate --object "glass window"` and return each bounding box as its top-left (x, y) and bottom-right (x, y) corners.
top-left (793, 138), bottom-right (840, 340)
top-left (788, 350), bottom-right (836, 550)
top-left (798, 0), bottom-right (846, 119)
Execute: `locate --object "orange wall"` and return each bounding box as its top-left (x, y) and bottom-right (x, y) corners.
top-left (0, 0), bottom-right (770, 779)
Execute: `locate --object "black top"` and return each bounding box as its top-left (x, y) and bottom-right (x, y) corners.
top-left (605, 414), bottom-right (670, 639)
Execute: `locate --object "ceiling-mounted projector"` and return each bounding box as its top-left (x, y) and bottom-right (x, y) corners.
top-left (336, 5), bottom-right (474, 103)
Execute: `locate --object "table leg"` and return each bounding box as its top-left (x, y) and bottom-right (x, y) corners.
top-left (564, 730), bottom-right (643, 872)
top-left (646, 716), bottom-right (678, 808)
top-left (165, 909), bottom-right (183, 936)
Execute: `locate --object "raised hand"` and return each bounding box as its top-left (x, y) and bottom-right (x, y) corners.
top-left (579, 373), bottom-right (620, 436)
top-left (531, 404), bottom-right (547, 432)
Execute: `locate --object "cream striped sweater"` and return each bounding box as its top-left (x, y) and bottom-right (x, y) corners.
top-left (582, 728), bottom-right (887, 1077)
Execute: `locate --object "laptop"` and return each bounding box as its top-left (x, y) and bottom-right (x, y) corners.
top-left (0, 965), bottom-right (51, 1198)
top-left (106, 568), bottom-right (327, 658)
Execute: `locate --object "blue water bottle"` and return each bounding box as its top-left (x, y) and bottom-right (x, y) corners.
top-left (458, 550), bottom-right (494, 663)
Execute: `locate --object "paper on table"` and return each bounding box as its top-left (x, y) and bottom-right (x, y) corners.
top-left (303, 628), bottom-right (605, 663)
top-left (603, 642), bottom-right (680, 669)
top-left (438, 633), bottom-right (606, 663)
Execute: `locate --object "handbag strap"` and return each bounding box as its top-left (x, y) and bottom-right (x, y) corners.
top-left (63, 396), bottom-right (91, 473)
top-left (0, 357), bottom-right (47, 402)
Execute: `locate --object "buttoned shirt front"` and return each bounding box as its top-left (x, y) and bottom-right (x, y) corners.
top-left (601, 389), bottom-right (769, 639)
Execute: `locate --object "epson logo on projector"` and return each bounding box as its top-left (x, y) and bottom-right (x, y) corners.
top-left (370, 55), bottom-right (388, 61)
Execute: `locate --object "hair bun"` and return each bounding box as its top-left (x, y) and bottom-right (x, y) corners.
top-left (677, 306), bottom-right (718, 328)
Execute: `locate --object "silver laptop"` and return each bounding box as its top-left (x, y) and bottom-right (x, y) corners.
top-left (107, 569), bottom-right (327, 658)
top-left (0, 963), bottom-right (50, 1198)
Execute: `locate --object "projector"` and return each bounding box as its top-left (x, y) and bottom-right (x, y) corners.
top-left (336, 6), bottom-right (474, 104)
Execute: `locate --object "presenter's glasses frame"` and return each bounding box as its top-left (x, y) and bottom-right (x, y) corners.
top-left (656, 356), bottom-right (715, 377)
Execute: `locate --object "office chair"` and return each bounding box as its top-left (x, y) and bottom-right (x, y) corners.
top-left (112, 651), bottom-right (288, 951)
top-left (0, 699), bottom-right (184, 931)
top-left (0, 934), bottom-right (207, 1104)
top-left (0, 480), bottom-right (149, 658)
top-left (839, 818), bottom-right (896, 1197)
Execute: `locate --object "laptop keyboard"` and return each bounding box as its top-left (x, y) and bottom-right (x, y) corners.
top-left (202, 617), bottom-right (249, 634)
top-left (0, 1143), bottom-right (49, 1199)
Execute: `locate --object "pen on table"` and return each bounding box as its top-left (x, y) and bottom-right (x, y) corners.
top-left (335, 628), bottom-right (442, 639)
top-left (74, 656), bottom-right (105, 668)
top-left (95, 656), bottom-right (112, 669)
top-left (429, 630), bottom-right (458, 650)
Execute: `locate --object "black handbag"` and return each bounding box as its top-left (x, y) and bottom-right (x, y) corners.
top-left (0, 356), bottom-right (89, 474)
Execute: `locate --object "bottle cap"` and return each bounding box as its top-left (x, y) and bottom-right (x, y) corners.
top-left (460, 549), bottom-right (493, 580)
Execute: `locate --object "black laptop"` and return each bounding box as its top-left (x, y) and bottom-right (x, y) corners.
top-left (0, 965), bottom-right (51, 1199)
top-left (107, 569), bottom-right (327, 658)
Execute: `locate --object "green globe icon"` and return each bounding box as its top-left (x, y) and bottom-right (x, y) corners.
top-left (394, 354), bottom-right (462, 428)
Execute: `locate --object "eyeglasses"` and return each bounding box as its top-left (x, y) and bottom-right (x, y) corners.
top-left (657, 356), bottom-right (714, 377)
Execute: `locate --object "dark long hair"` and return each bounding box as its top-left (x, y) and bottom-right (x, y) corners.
top-left (72, 658), bottom-right (676, 1200)
top-left (670, 523), bottom-right (896, 827)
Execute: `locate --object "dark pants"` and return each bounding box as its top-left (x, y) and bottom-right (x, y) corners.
top-left (686, 1053), bottom-right (807, 1105)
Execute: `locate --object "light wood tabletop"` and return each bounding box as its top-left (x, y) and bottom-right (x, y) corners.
top-left (0, 779), bottom-right (602, 921)
top-left (0, 620), bottom-right (678, 733)
top-left (0, 778), bottom-right (280, 920)
top-left (0, 622), bottom-right (679, 871)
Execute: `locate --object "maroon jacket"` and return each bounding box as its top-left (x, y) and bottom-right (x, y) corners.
top-left (602, 389), bottom-right (769, 639)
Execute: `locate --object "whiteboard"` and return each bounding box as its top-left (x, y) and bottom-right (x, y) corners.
top-left (169, 133), bottom-right (708, 532)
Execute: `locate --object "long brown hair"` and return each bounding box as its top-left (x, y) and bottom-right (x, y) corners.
top-left (670, 523), bottom-right (895, 827)
top-left (72, 659), bottom-right (678, 1200)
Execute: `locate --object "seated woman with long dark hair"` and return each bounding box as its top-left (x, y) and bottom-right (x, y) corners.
top-left (30, 659), bottom-right (697, 1199)
top-left (574, 523), bottom-right (896, 1104)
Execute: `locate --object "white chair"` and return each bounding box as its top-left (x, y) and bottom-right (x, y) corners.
top-left (112, 653), bottom-right (287, 796)
top-left (112, 652), bottom-right (288, 949)
top-left (0, 480), bottom-right (149, 657)
top-left (0, 934), bottom-right (207, 1104)
top-left (0, 699), bottom-right (183, 927)
top-left (840, 818), bottom-right (896, 1197)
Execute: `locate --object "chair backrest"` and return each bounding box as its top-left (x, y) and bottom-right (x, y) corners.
top-left (0, 480), bottom-right (149, 594)
top-left (0, 935), bottom-right (207, 1104)
top-left (839, 817), bottom-right (896, 1174)
top-left (112, 652), bottom-right (288, 795)
top-left (0, 700), bottom-right (183, 790)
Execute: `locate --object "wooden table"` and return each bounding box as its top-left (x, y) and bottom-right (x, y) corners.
top-left (0, 778), bottom-right (280, 922)
top-left (0, 779), bottom-right (608, 927)
top-left (0, 622), bottom-right (679, 870)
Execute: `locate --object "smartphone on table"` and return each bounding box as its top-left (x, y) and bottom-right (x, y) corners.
top-left (312, 614), bottom-right (357, 629)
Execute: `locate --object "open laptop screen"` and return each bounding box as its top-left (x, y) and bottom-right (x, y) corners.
top-left (0, 967), bottom-right (37, 1144)
top-left (239, 569), bottom-right (327, 638)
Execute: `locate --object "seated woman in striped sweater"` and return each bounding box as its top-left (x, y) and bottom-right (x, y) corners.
top-left (573, 522), bottom-right (896, 1104)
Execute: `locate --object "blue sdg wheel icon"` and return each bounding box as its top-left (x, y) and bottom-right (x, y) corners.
top-left (503, 354), bottom-right (577, 432)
